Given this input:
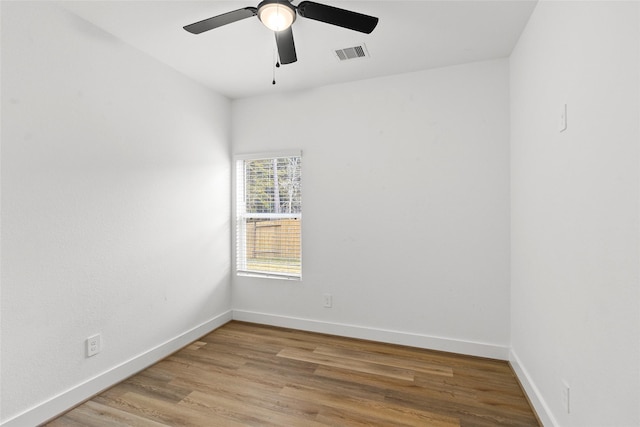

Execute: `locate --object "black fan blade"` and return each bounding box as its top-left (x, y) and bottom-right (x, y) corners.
top-left (184, 7), bottom-right (257, 34)
top-left (297, 1), bottom-right (378, 34)
top-left (275, 27), bottom-right (297, 64)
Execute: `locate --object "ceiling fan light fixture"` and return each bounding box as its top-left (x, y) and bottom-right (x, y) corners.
top-left (258, 1), bottom-right (296, 32)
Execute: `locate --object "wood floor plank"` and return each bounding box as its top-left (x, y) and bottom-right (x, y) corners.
top-left (277, 347), bottom-right (417, 381)
top-left (47, 401), bottom-right (169, 427)
top-left (179, 389), bottom-right (329, 427)
top-left (280, 383), bottom-right (461, 427)
top-left (170, 376), bottom-right (325, 425)
top-left (45, 321), bottom-right (540, 426)
top-left (313, 345), bottom-right (454, 377)
top-left (384, 387), bottom-right (538, 427)
top-left (115, 371), bottom-right (192, 405)
top-left (95, 391), bottom-right (243, 427)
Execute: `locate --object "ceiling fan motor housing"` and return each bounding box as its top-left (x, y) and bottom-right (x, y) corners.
top-left (257, 0), bottom-right (297, 32)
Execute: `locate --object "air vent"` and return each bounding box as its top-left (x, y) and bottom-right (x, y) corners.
top-left (334, 44), bottom-right (369, 61)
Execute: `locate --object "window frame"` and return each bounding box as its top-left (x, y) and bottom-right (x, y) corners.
top-left (234, 151), bottom-right (302, 281)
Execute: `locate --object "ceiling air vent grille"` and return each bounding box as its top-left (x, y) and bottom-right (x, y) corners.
top-left (335, 44), bottom-right (369, 61)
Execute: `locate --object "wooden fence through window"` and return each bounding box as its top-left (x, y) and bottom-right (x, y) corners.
top-left (246, 218), bottom-right (301, 261)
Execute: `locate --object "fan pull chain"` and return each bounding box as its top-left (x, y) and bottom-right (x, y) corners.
top-left (272, 48), bottom-right (280, 85)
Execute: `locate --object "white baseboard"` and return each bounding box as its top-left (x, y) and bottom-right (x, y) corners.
top-left (232, 310), bottom-right (510, 360)
top-left (509, 348), bottom-right (557, 427)
top-left (0, 310), bottom-right (233, 427)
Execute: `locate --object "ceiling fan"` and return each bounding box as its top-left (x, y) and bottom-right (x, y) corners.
top-left (183, 0), bottom-right (379, 65)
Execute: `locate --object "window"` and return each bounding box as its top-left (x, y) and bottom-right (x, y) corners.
top-left (235, 152), bottom-right (302, 279)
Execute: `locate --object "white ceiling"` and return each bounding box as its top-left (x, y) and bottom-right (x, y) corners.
top-left (59, 1), bottom-right (537, 99)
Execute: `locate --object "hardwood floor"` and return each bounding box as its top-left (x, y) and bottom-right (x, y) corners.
top-left (46, 322), bottom-right (540, 426)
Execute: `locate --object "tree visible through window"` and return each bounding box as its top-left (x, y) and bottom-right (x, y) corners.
top-left (236, 154), bottom-right (301, 279)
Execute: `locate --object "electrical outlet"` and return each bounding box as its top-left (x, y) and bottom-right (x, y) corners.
top-left (323, 293), bottom-right (332, 308)
top-left (561, 380), bottom-right (570, 414)
top-left (87, 334), bottom-right (101, 357)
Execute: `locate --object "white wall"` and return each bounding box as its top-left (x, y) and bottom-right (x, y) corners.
top-left (510, 1), bottom-right (640, 426)
top-left (232, 59), bottom-right (511, 358)
top-left (0, 3), bottom-right (231, 425)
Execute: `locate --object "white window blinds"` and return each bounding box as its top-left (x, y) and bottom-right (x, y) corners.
top-left (236, 153), bottom-right (302, 279)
